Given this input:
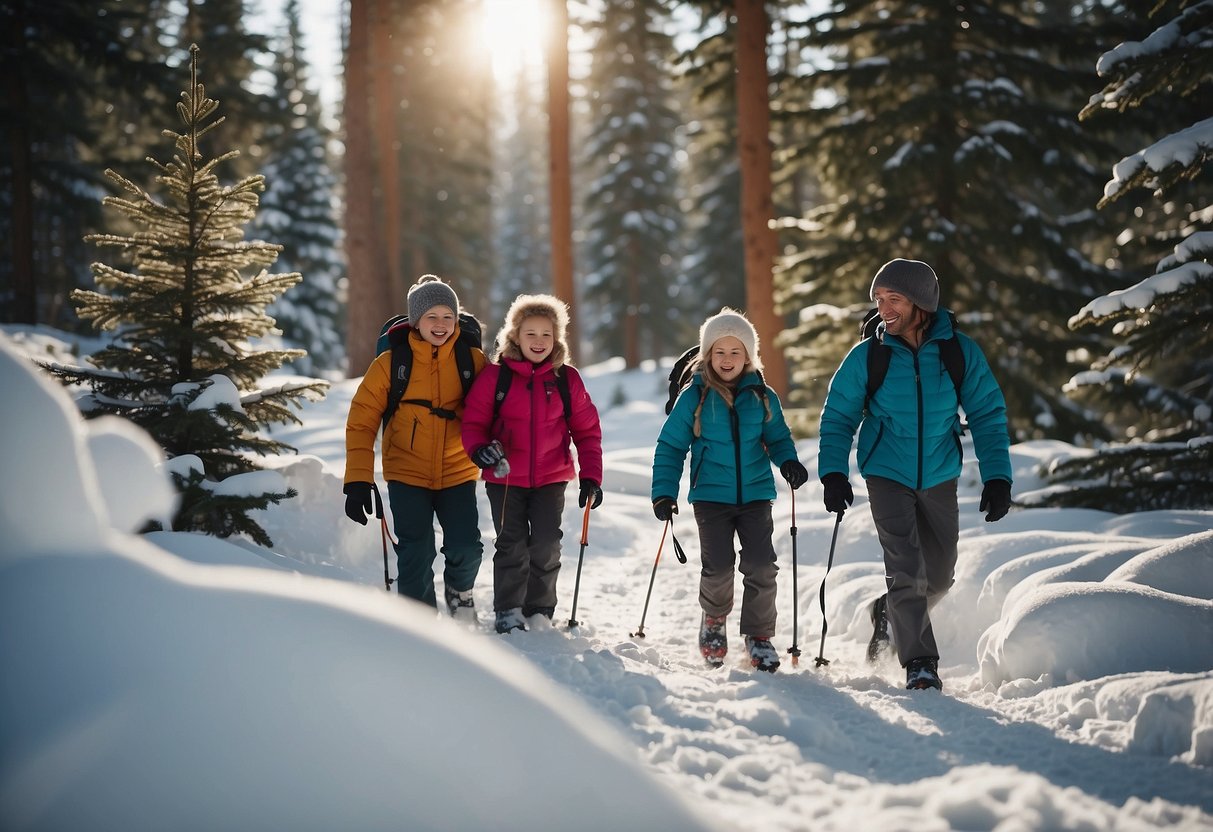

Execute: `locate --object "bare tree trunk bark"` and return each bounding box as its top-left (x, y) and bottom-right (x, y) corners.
top-left (343, 0), bottom-right (392, 375)
top-left (547, 0), bottom-right (578, 363)
top-left (370, 0), bottom-right (403, 300)
top-left (733, 0), bottom-right (786, 396)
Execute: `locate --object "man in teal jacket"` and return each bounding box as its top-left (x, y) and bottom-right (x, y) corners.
top-left (817, 259), bottom-right (1013, 691)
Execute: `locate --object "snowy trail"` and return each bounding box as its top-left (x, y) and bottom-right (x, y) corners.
top-left (257, 367), bottom-right (1212, 832)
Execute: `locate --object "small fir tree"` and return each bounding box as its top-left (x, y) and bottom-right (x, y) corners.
top-left (47, 45), bottom-right (328, 546)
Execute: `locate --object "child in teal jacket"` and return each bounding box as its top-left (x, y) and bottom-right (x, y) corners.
top-left (651, 308), bottom-right (807, 672)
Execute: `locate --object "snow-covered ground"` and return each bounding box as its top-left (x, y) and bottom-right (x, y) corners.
top-left (2, 327), bottom-right (1210, 831)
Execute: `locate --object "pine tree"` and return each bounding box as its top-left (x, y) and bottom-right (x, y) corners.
top-left (677, 7), bottom-right (747, 327)
top-left (254, 0), bottom-right (345, 376)
top-left (580, 0), bottom-right (686, 367)
top-left (46, 46), bottom-right (329, 547)
top-left (775, 1), bottom-right (1128, 437)
top-left (1035, 0), bottom-right (1213, 511)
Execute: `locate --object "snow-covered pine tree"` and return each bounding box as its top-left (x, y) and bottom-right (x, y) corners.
top-left (1035, 0), bottom-right (1213, 511)
top-left (254, 0), bottom-right (345, 376)
top-left (46, 45), bottom-right (329, 547)
top-left (774, 1), bottom-right (1127, 437)
top-left (580, 0), bottom-right (686, 367)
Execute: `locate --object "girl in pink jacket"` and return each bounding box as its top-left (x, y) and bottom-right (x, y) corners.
top-left (462, 294), bottom-right (604, 634)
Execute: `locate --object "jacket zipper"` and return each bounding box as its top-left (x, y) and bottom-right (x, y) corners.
top-left (730, 403), bottom-right (742, 504)
top-left (913, 349), bottom-right (924, 489)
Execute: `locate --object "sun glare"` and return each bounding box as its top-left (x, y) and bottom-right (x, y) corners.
top-left (480, 0), bottom-right (549, 81)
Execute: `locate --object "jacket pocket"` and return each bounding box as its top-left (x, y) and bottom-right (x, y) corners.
top-left (858, 423), bottom-right (885, 470)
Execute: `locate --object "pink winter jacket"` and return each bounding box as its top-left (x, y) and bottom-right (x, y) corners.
top-left (462, 356), bottom-right (603, 488)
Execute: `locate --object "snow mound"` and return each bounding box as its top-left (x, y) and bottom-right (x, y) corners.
top-left (1105, 531), bottom-right (1213, 600)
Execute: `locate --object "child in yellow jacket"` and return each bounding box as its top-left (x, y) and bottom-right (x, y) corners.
top-left (343, 275), bottom-right (487, 618)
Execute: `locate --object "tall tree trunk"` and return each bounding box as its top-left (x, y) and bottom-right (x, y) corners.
top-left (344, 0), bottom-right (391, 375)
top-left (733, 0), bottom-right (786, 396)
top-left (547, 0), bottom-right (578, 363)
top-left (370, 0), bottom-right (403, 302)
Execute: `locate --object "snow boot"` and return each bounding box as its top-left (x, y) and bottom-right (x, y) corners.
top-left (699, 612), bottom-right (728, 668)
top-left (444, 586), bottom-right (477, 625)
top-left (522, 605), bottom-right (555, 620)
top-left (745, 635), bottom-right (781, 673)
top-left (905, 657), bottom-right (942, 691)
top-left (866, 594), bottom-right (891, 663)
top-left (494, 607), bottom-right (528, 634)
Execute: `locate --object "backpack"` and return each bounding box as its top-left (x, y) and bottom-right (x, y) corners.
top-left (859, 308), bottom-right (965, 414)
top-left (377, 312), bottom-right (482, 431)
top-left (664, 345), bottom-right (769, 415)
top-left (490, 363), bottom-right (572, 427)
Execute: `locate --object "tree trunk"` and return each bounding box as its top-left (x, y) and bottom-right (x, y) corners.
top-left (343, 0), bottom-right (391, 375)
top-left (547, 0), bottom-right (578, 363)
top-left (733, 0), bottom-right (786, 396)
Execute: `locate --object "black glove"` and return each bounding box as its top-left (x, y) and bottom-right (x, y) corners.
top-left (578, 478), bottom-right (603, 509)
top-left (652, 497), bottom-right (678, 522)
top-left (471, 442), bottom-right (505, 470)
top-left (979, 478), bottom-right (1012, 522)
top-left (343, 481), bottom-right (373, 525)
top-left (821, 472), bottom-right (854, 515)
top-left (780, 459), bottom-right (809, 490)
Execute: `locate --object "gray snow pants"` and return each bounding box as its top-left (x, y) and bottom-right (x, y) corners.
top-left (866, 476), bottom-right (959, 666)
top-left (485, 481), bottom-right (565, 615)
top-left (693, 500), bottom-right (779, 637)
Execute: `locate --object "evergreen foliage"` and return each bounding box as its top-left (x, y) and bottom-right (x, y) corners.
top-left (676, 7), bottom-right (747, 322)
top-left (1, 0), bottom-right (173, 328)
top-left (253, 0), bottom-right (345, 376)
top-left (1034, 0), bottom-right (1213, 512)
top-left (580, 0), bottom-right (687, 367)
top-left (774, 1), bottom-right (1128, 438)
top-left (45, 46), bottom-right (329, 546)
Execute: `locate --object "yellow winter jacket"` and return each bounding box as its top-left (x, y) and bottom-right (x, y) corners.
top-left (345, 328), bottom-right (487, 489)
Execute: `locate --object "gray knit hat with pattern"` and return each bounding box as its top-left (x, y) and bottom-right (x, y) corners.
top-left (407, 274), bottom-right (460, 322)
top-left (870, 259), bottom-right (939, 312)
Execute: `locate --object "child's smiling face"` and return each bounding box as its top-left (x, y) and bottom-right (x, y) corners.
top-left (709, 335), bottom-right (747, 383)
top-left (517, 315), bottom-right (555, 363)
top-left (417, 306), bottom-right (456, 346)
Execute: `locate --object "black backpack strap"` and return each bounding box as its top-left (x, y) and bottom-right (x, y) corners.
top-left (555, 368), bottom-right (572, 422)
top-left (453, 339), bottom-right (476, 398)
top-left (939, 335), bottom-right (964, 402)
top-left (863, 336), bottom-right (890, 415)
top-left (491, 364), bottom-right (514, 428)
top-left (382, 338), bottom-right (413, 431)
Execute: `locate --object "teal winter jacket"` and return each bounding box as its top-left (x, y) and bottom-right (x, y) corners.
top-left (652, 371), bottom-right (799, 505)
top-left (818, 311), bottom-right (1012, 490)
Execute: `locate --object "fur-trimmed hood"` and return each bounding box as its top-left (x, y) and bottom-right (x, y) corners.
top-left (494, 293), bottom-right (571, 369)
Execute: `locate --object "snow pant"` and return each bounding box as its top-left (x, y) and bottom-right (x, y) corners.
top-left (692, 500), bottom-right (779, 637)
top-left (387, 481), bottom-right (483, 607)
top-left (485, 481), bottom-right (565, 615)
top-left (866, 476), bottom-right (959, 666)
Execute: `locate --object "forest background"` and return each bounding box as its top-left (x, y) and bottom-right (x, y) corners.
top-left (2, 0), bottom-right (1210, 514)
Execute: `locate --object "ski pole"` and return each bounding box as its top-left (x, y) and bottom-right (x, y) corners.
top-left (787, 487), bottom-right (801, 667)
top-left (630, 518), bottom-right (671, 639)
top-left (814, 510), bottom-right (844, 667)
top-left (567, 500), bottom-right (592, 628)
top-left (372, 483), bottom-right (396, 592)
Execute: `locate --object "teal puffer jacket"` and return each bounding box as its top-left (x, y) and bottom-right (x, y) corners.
top-left (652, 372), bottom-right (799, 505)
top-left (818, 311), bottom-right (1012, 490)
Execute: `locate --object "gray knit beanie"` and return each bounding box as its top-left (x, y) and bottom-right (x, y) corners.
top-left (407, 274), bottom-right (460, 323)
top-left (870, 259), bottom-right (939, 312)
top-left (699, 308), bottom-right (762, 370)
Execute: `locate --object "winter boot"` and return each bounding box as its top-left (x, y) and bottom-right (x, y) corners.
top-left (866, 594), bottom-right (891, 663)
top-left (698, 613), bottom-right (728, 668)
top-left (522, 605), bottom-right (555, 620)
top-left (494, 607), bottom-right (528, 634)
top-left (444, 586), bottom-right (477, 625)
top-left (905, 657), bottom-right (942, 691)
top-left (745, 636), bottom-right (781, 673)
